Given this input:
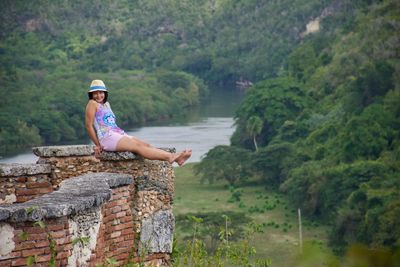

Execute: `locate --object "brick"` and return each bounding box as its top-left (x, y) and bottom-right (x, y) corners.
top-left (110, 231), bottom-right (121, 239)
top-left (24, 227), bottom-right (46, 234)
top-left (111, 194), bottom-right (122, 201)
top-left (118, 240), bottom-right (134, 248)
top-left (34, 240), bottom-right (50, 248)
top-left (115, 199), bottom-right (128, 206)
top-left (36, 254), bottom-right (51, 263)
top-left (57, 259), bottom-right (68, 267)
top-left (15, 188), bottom-right (39, 196)
top-left (110, 236), bottom-right (125, 244)
top-left (119, 204), bottom-right (130, 211)
top-left (25, 176), bottom-right (38, 182)
top-left (11, 258), bottom-right (28, 266)
top-left (15, 241), bottom-right (36, 251)
top-left (22, 248), bottom-right (45, 257)
top-left (61, 243), bottom-right (73, 251)
top-left (47, 224), bottom-right (65, 231)
top-left (28, 233), bottom-right (47, 241)
top-left (124, 234), bottom-right (135, 241)
top-left (115, 211), bottom-right (126, 218)
top-left (0, 260), bottom-right (12, 267)
top-left (56, 251), bottom-right (70, 260)
top-left (112, 219), bottom-right (122, 226)
top-left (55, 237), bottom-right (70, 245)
top-left (119, 191), bottom-right (130, 197)
top-left (49, 230), bottom-right (67, 239)
top-left (16, 196), bottom-right (34, 203)
top-left (113, 252), bottom-right (129, 261)
top-left (113, 222), bottom-right (133, 231)
top-left (120, 217), bottom-right (133, 223)
top-left (121, 228), bottom-right (134, 235)
top-left (111, 206), bottom-right (122, 214)
top-left (105, 201), bottom-right (119, 208)
top-left (104, 209), bottom-right (113, 216)
top-left (15, 177), bottom-right (27, 183)
top-left (26, 182), bottom-right (51, 189)
top-left (38, 187), bottom-right (53, 194)
top-left (104, 213), bottom-right (117, 221)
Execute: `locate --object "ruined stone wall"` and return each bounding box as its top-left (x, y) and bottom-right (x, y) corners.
top-left (0, 145), bottom-right (176, 267)
top-left (0, 164), bottom-right (52, 204)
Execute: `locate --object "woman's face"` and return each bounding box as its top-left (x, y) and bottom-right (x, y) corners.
top-left (92, 91), bottom-right (105, 103)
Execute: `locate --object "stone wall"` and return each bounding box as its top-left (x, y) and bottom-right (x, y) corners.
top-left (0, 164), bottom-right (53, 204)
top-left (0, 145), bottom-right (176, 267)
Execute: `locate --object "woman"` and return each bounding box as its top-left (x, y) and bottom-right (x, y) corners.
top-left (85, 79), bottom-right (192, 165)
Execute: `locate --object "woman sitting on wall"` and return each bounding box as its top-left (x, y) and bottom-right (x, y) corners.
top-left (85, 79), bottom-right (192, 165)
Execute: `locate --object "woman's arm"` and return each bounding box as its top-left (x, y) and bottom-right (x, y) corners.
top-left (85, 100), bottom-right (102, 156)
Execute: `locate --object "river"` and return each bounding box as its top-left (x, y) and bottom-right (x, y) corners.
top-left (0, 89), bottom-right (244, 164)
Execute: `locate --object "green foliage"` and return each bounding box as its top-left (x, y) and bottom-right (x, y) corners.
top-left (252, 142), bottom-right (300, 187)
top-left (105, 258), bottom-right (118, 266)
top-left (25, 206), bottom-right (39, 216)
top-left (19, 231), bottom-right (29, 241)
top-left (232, 77), bottom-right (310, 148)
top-left (175, 211), bottom-right (252, 248)
top-left (48, 234), bottom-right (57, 267)
top-left (195, 0), bottom-right (400, 254)
top-left (0, 0), bottom-right (344, 156)
top-left (33, 220), bottom-right (45, 229)
top-left (173, 214), bottom-right (271, 267)
top-left (0, 68), bottom-right (205, 156)
top-left (246, 115), bottom-right (263, 151)
top-left (26, 255), bottom-right (38, 266)
top-left (288, 43), bottom-right (319, 82)
top-left (72, 236), bottom-right (91, 246)
top-left (2, 0), bottom-right (400, 256)
top-left (194, 145), bottom-right (253, 185)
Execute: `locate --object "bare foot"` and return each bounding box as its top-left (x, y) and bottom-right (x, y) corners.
top-left (175, 149), bottom-right (192, 166)
top-left (169, 152), bottom-right (182, 164)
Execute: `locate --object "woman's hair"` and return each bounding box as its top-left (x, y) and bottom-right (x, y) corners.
top-left (88, 91), bottom-right (108, 103)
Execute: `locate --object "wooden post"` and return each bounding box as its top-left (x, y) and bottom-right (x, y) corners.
top-left (298, 208), bottom-right (303, 252)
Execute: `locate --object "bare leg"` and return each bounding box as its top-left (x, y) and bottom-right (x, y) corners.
top-left (117, 136), bottom-right (184, 163)
top-left (128, 136), bottom-right (152, 148)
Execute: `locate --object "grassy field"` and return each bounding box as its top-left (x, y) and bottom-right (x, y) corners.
top-left (173, 163), bottom-right (331, 267)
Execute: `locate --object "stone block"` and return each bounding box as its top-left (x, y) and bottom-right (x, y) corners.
top-left (140, 210), bottom-right (174, 253)
top-left (0, 164), bottom-right (51, 177)
top-left (32, 145), bottom-right (94, 157)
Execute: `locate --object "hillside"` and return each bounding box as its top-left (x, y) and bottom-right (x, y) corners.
top-left (1, 0), bottom-right (399, 258)
top-left (1, 0), bottom-right (350, 156)
top-left (196, 0), bottom-right (400, 255)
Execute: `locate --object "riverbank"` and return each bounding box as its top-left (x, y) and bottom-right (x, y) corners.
top-left (173, 163), bottom-right (331, 266)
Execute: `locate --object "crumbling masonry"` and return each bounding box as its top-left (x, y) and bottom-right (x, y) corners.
top-left (0, 145), bottom-right (176, 267)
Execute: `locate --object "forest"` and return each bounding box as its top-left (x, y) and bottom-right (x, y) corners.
top-left (1, 0), bottom-right (399, 261)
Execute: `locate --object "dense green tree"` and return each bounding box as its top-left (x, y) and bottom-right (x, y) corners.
top-left (245, 116), bottom-right (263, 151)
top-left (194, 145), bottom-right (252, 186)
top-left (232, 77), bottom-right (310, 148)
top-left (198, 0), bottom-right (400, 253)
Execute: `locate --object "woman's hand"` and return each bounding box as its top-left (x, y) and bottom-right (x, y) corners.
top-left (94, 145), bottom-right (103, 158)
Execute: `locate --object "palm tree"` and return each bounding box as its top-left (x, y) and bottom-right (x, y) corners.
top-left (246, 116), bottom-right (263, 151)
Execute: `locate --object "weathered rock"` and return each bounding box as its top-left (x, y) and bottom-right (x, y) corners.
top-left (33, 145), bottom-right (94, 157)
top-left (100, 151), bottom-right (140, 161)
top-left (0, 208), bottom-right (10, 221)
top-left (0, 163), bottom-right (51, 177)
top-left (100, 148), bottom-right (175, 161)
top-left (140, 209), bottom-right (174, 253)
